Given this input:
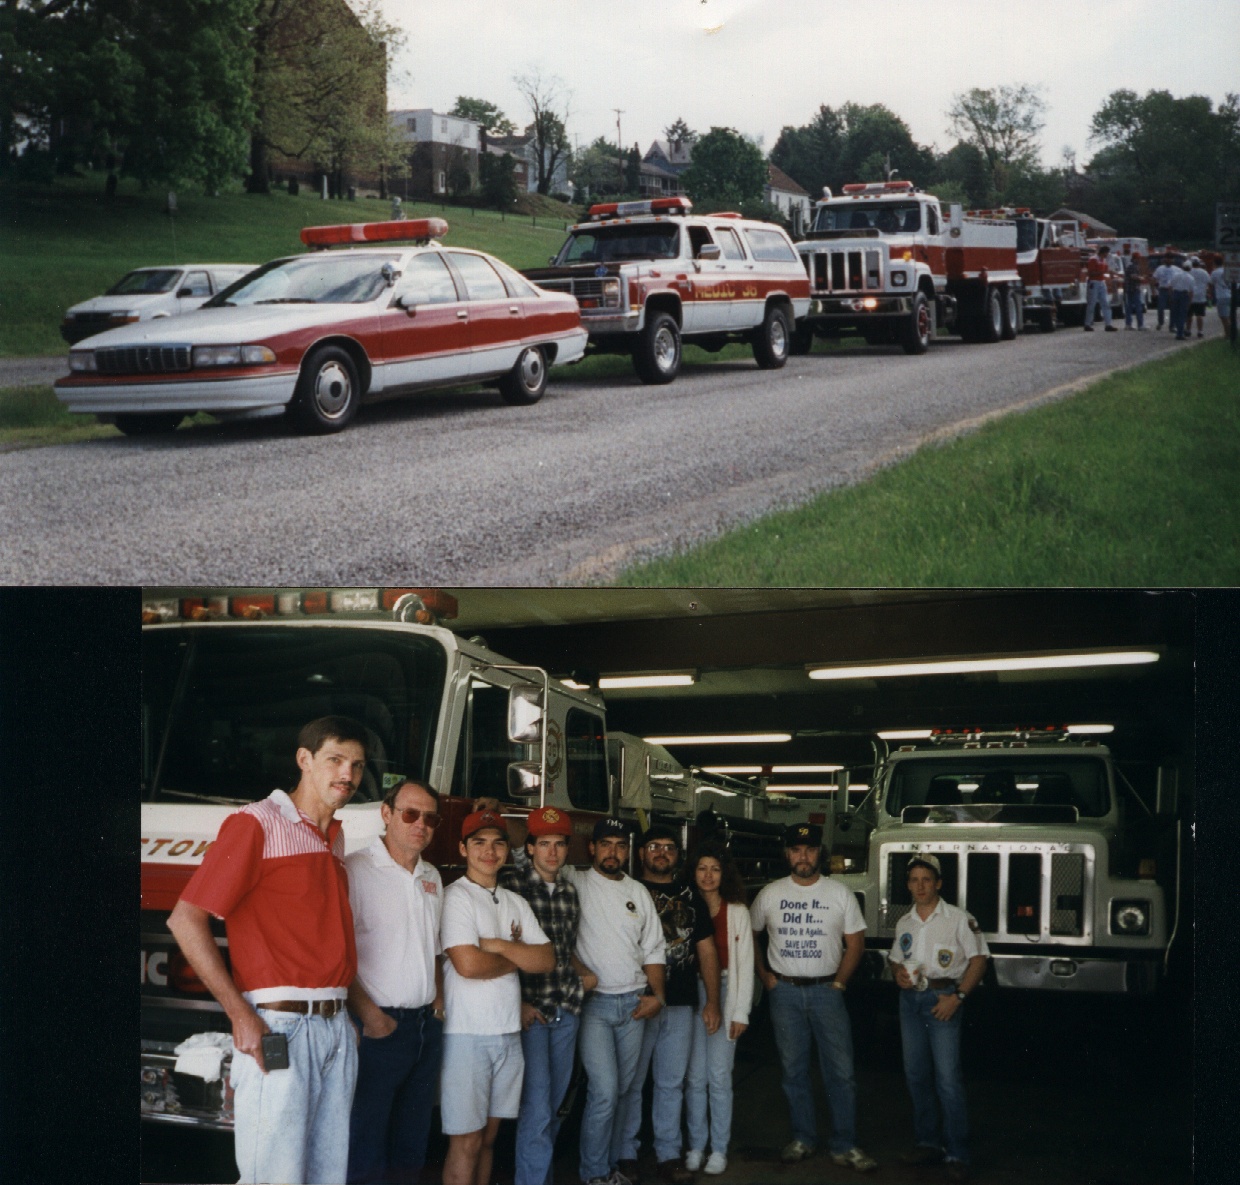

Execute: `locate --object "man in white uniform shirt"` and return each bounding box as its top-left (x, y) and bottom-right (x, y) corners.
top-left (751, 822), bottom-right (876, 1173)
top-left (346, 780), bottom-right (447, 1185)
top-left (564, 817), bottom-right (666, 1185)
top-left (440, 809), bottom-right (554, 1185)
top-left (888, 854), bottom-right (989, 1183)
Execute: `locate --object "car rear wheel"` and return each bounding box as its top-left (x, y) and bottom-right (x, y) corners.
top-left (632, 311), bottom-right (681, 384)
top-left (980, 287), bottom-right (1004, 343)
top-left (498, 345), bottom-right (547, 405)
top-left (752, 304), bottom-right (791, 369)
top-left (1001, 288), bottom-right (1021, 340)
top-left (900, 293), bottom-right (932, 355)
top-left (114, 413), bottom-right (184, 436)
top-left (290, 345), bottom-right (360, 434)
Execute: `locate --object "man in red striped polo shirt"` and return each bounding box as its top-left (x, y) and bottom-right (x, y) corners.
top-left (168, 716), bottom-right (369, 1185)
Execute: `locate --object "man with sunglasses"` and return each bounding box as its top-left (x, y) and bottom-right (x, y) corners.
top-left (344, 780), bottom-right (447, 1184)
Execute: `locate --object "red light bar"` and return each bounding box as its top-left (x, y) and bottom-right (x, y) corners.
top-left (705, 212), bottom-right (743, 219)
top-left (380, 587), bottom-right (459, 620)
top-left (230, 594), bottom-right (275, 619)
top-left (588, 197), bottom-right (692, 219)
top-left (300, 218), bottom-right (449, 248)
top-left (841, 181), bottom-right (914, 194)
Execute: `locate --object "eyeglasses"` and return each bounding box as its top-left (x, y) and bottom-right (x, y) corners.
top-left (644, 842), bottom-right (677, 853)
top-left (393, 807), bottom-right (440, 828)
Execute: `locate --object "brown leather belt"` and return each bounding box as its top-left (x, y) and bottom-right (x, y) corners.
top-left (258, 999), bottom-right (346, 1018)
top-left (774, 972), bottom-right (837, 986)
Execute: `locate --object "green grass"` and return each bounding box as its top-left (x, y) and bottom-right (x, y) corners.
top-left (0, 384), bottom-right (219, 448)
top-left (617, 341), bottom-right (1240, 586)
top-left (0, 176), bottom-right (575, 355)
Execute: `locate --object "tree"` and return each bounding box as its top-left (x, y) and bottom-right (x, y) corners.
top-left (571, 136), bottom-right (622, 201)
top-left (663, 117), bottom-right (697, 146)
top-left (625, 144), bottom-right (641, 193)
top-left (513, 69), bottom-right (571, 195)
top-left (449, 97), bottom-right (515, 143)
top-left (681, 126), bottom-right (766, 209)
top-left (479, 151), bottom-right (518, 209)
top-left (1085, 89), bottom-right (1240, 241)
top-left (946, 84), bottom-right (1047, 197)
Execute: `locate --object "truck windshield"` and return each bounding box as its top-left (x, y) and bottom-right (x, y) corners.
top-left (556, 224), bottom-right (681, 263)
top-left (142, 626), bottom-right (448, 804)
top-left (813, 202), bottom-right (921, 234)
top-left (1016, 219), bottom-right (1039, 252)
top-left (885, 756), bottom-right (1110, 818)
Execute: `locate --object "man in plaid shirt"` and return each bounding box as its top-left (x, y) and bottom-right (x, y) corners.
top-left (501, 806), bottom-right (600, 1185)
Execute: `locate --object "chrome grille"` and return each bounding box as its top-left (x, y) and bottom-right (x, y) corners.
top-left (807, 247), bottom-right (884, 295)
top-left (95, 346), bottom-right (192, 376)
top-left (539, 278), bottom-right (612, 300)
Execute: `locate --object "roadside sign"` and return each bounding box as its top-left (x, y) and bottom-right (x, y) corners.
top-left (1216, 202), bottom-right (1240, 251)
top-left (1224, 251), bottom-right (1240, 286)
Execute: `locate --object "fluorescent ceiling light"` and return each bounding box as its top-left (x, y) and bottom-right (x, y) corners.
top-left (599, 673), bottom-right (696, 689)
top-left (808, 650), bottom-right (1159, 680)
top-left (1066, 723), bottom-right (1115, 734)
top-left (878, 729), bottom-right (934, 741)
top-left (766, 784), bottom-right (839, 792)
top-left (702, 764), bottom-right (844, 775)
top-left (644, 733), bottom-right (792, 745)
top-left (560, 678), bottom-right (589, 690)
top-left (698, 786), bottom-right (738, 797)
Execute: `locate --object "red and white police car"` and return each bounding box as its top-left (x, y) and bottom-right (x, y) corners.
top-left (54, 219), bottom-right (588, 435)
top-left (523, 197), bottom-right (810, 383)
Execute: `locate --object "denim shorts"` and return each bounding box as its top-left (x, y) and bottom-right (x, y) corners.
top-left (440, 1031), bottom-right (524, 1134)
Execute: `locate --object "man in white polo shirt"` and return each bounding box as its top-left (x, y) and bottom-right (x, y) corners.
top-left (440, 809), bottom-right (554, 1185)
top-left (888, 854), bottom-right (989, 1183)
top-left (345, 779), bottom-right (446, 1185)
top-left (751, 822), bottom-right (877, 1174)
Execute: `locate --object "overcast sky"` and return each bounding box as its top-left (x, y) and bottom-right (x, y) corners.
top-left (382, 0), bottom-right (1238, 170)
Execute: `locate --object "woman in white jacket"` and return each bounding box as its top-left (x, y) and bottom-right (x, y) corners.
top-left (684, 841), bottom-right (754, 1176)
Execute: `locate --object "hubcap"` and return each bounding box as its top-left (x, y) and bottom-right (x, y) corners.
top-left (770, 317), bottom-right (787, 357)
top-left (314, 362), bottom-right (352, 417)
top-left (654, 326), bottom-right (677, 372)
top-left (917, 304), bottom-right (931, 340)
top-left (519, 348), bottom-right (543, 389)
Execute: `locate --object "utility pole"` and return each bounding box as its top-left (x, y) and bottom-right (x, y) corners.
top-left (614, 108), bottom-right (625, 196)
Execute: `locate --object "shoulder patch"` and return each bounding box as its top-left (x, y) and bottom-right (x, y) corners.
top-left (899, 931), bottom-right (913, 954)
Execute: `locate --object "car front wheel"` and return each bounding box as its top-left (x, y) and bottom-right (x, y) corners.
top-left (900, 293), bottom-right (932, 354)
top-left (752, 305), bottom-right (791, 369)
top-left (290, 345), bottom-right (361, 434)
top-left (633, 311), bottom-right (681, 384)
top-left (499, 345), bottom-right (547, 405)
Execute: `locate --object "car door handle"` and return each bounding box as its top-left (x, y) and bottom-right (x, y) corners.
top-left (457, 309), bottom-right (469, 319)
top-left (509, 306), bottom-right (520, 315)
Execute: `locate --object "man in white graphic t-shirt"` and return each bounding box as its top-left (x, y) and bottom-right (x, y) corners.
top-left (751, 822), bottom-right (877, 1174)
top-left (440, 809), bottom-right (553, 1185)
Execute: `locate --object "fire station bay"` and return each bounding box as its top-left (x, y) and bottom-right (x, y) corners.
top-left (136, 587), bottom-right (1205, 1185)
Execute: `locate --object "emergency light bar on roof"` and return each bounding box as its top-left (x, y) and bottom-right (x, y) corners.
top-left (300, 219), bottom-right (449, 249)
top-left (588, 196), bottom-right (692, 220)
top-left (840, 181), bottom-right (915, 196)
top-left (141, 587), bottom-right (459, 625)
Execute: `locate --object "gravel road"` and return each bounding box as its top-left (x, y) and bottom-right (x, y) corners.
top-left (0, 326), bottom-right (1209, 584)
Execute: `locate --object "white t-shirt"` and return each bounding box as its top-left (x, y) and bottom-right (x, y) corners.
top-left (1169, 268), bottom-right (1194, 294)
top-left (1154, 264), bottom-right (1174, 289)
top-left (750, 875), bottom-right (865, 978)
top-left (889, 897), bottom-right (990, 983)
top-left (1190, 267), bottom-right (1210, 302)
top-left (346, 837), bottom-right (442, 1009)
top-left (441, 877), bottom-right (548, 1035)
top-left (1211, 268), bottom-right (1232, 306)
top-left (563, 866), bottom-right (665, 995)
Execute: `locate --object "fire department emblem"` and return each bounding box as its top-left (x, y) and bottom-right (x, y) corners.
top-left (594, 265), bottom-right (608, 277)
top-left (899, 933), bottom-right (913, 955)
top-left (937, 948), bottom-right (953, 969)
top-left (545, 719), bottom-right (564, 780)
top-left (544, 809), bottom-right (561, 823)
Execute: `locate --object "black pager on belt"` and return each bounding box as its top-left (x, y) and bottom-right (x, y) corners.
top-left (260, 1032), bottom-right (290, 1071)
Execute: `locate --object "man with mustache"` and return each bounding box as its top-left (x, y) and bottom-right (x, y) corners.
top-left (750, 822), bottom-right (876, 1174)
top-left (168, 716), bottom-right (369, 1185)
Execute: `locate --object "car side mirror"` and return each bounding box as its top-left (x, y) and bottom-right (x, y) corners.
top-left (697, 243), bottom-right (721, 261)
top-left (548, 255), bottom-right (557, 266)
top-left (177, 288), bottom-right (195, 298)
top-left (395, 293), bottom-right (417, 315)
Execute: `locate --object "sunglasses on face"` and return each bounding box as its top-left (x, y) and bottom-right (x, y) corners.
top-left (392, 807), bottom-right (440, 828)
top-left (645, 842), bottom-right (677, 853)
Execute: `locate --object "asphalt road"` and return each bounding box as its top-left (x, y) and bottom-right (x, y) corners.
top-left (0, 325), bottom-right (1212, 584)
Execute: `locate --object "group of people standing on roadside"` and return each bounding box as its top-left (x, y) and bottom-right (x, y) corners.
top-left (167, 716), bottom-right (992, 1185)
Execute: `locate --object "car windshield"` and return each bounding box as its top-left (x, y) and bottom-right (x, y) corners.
top-left (207, 254), bottom-right (401, 307)
top-left (884, 755), bottom-right (1111, 818)
top-left (556, 224), bottom-right (680, 264)
top-left (813, 202), bottom-right (922, 234)
top-left (107, 269), bottom-right (182, 296)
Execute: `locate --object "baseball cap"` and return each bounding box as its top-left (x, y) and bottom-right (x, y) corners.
top-left (907, 853), bottom-right (942, 875)
top-left (783, 821), bottom-right (823, 847)
top-left (638, 823), bottom-right (680, 849)
top-left (592, 816), bottom-right (632, 843)
top-left (461, 809), bottom-right (508, 841)
top-left (525, 805), bottom-right (572, 838)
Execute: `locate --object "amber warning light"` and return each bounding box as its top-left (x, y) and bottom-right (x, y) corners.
top-left (300, 218), bottom-right (449, 248)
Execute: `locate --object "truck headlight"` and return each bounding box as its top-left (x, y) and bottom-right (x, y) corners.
top-left (1111, 899), bottom-right (1150, 935)
top-left (891, 272), bottom-right (908, 287)
top-left (69, 351), bottom-right (97, 372)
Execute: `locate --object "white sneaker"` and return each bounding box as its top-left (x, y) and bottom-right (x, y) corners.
top-left (704, 1152), bottom-right (727, 1175)
top-left (684, 1151), bottom-right (703, 1172)
top-left (831, 1147), bottom-right (878, 1172)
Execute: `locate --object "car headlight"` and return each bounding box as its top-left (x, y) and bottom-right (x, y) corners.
top-left (192, 345), bottom-right (277, 367)
top-left (68, 351), bottom-right (97, 372)
top-left (107, 311), bottom-right (139, 323)
top-left (890, 271), bottom-right (908, 287)
top-left (1111, 899), bottom-right (1150, 936)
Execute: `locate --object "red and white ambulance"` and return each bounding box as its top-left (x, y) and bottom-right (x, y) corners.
top-left (523, 197), bottom-right (810, 384)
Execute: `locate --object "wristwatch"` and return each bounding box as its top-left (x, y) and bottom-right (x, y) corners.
top-left (955, 990), bottom-right (967, 1002)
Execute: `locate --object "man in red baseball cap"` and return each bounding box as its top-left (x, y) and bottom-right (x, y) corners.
top-left (499, 807), bottom-right (600, 1185)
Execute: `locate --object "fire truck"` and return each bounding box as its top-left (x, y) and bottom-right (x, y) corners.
top-left (522, 197), bottom-right (810, 384)
top-left (792, 181), bottom-right (1022, 354)
top-left (139, 589), bottom-right (782, 1129)
top-left (829, 729), bottom-right (1183, 994)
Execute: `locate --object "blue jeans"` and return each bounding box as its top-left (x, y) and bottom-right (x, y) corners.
top-left (1170, 290), bottom-right (1191, 338)
top-left (515, 1007), bottom-right (580, 1185)
top-left (899, 989), bottom-right (969, 1165)
top-left (685, 972), bottom-right (737, 1156)
top-left (1124, 291), bottom-right (1144, 328)
top-left (347, 1005), bottom-right (444, 1184)
top-left (231, 1006), bottom-right (358, 1185)
top-left (1157, 287), bottom-right (1170, 327)
top-left (577, 991), bottom-right (646, 1181)
top-left (1084, 279), bottom-right (1112, 327)
top-left (615, 1002), bottom-right (694, 1164)
top-left (767, 980), bottom-right (857, 1155)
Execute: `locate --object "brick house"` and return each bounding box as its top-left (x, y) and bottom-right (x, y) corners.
top-left (390, 108), bottom-right (481, 197)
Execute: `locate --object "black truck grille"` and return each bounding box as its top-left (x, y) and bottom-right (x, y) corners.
top-left (96, 345), bottom-right (192, 376)
top-left (807, 248), bottom-right (883, 294)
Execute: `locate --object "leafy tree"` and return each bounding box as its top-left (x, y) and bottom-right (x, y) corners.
top-left (514, 69), bottom-right (571, 195)
top-left (937, 141), bottom-right (993, 208)
top-left (571, 136), bottom-right (623, 200)
top-left (479, 150), bottom-right (517, 209)
top-left (625, 144), bottom-right (641, 193)
top-left (946, 84), bottom-right (1047, 197)
top-left (449, 96), bottom-right (516, 143)
top-left (663, 117), bottom-right (697, 146)
top-left (681, 126), bottom-right (766, 209)
top-left (1085, 89), bottom-right (1240, 242)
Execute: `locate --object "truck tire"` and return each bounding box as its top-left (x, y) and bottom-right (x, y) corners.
top-left (632, 311), bottom-right (681, 384)
top-left (900, 293), bottom-right (932, 355)
top-left (114, 413), bottom-right (184, 436)
top-left (752, 304), bottom-right (791, 369)
top-left (1001, 288), bottom-right (1021, 340)
top-left (290, 344), bottom-right (361, 433)
top-left (980, 287), bottom-right (1003, 343)
top-left (498, 345), bottom-right (547, 405)
top-left (789, 322), bottom-right (815, 355)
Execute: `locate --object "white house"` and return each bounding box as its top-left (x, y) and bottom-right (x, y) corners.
top-left (390, 108), bottom-right (481, 195)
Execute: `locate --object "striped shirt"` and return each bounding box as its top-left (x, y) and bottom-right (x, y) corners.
top-left (499, 861), bottom-right (586, 1015)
